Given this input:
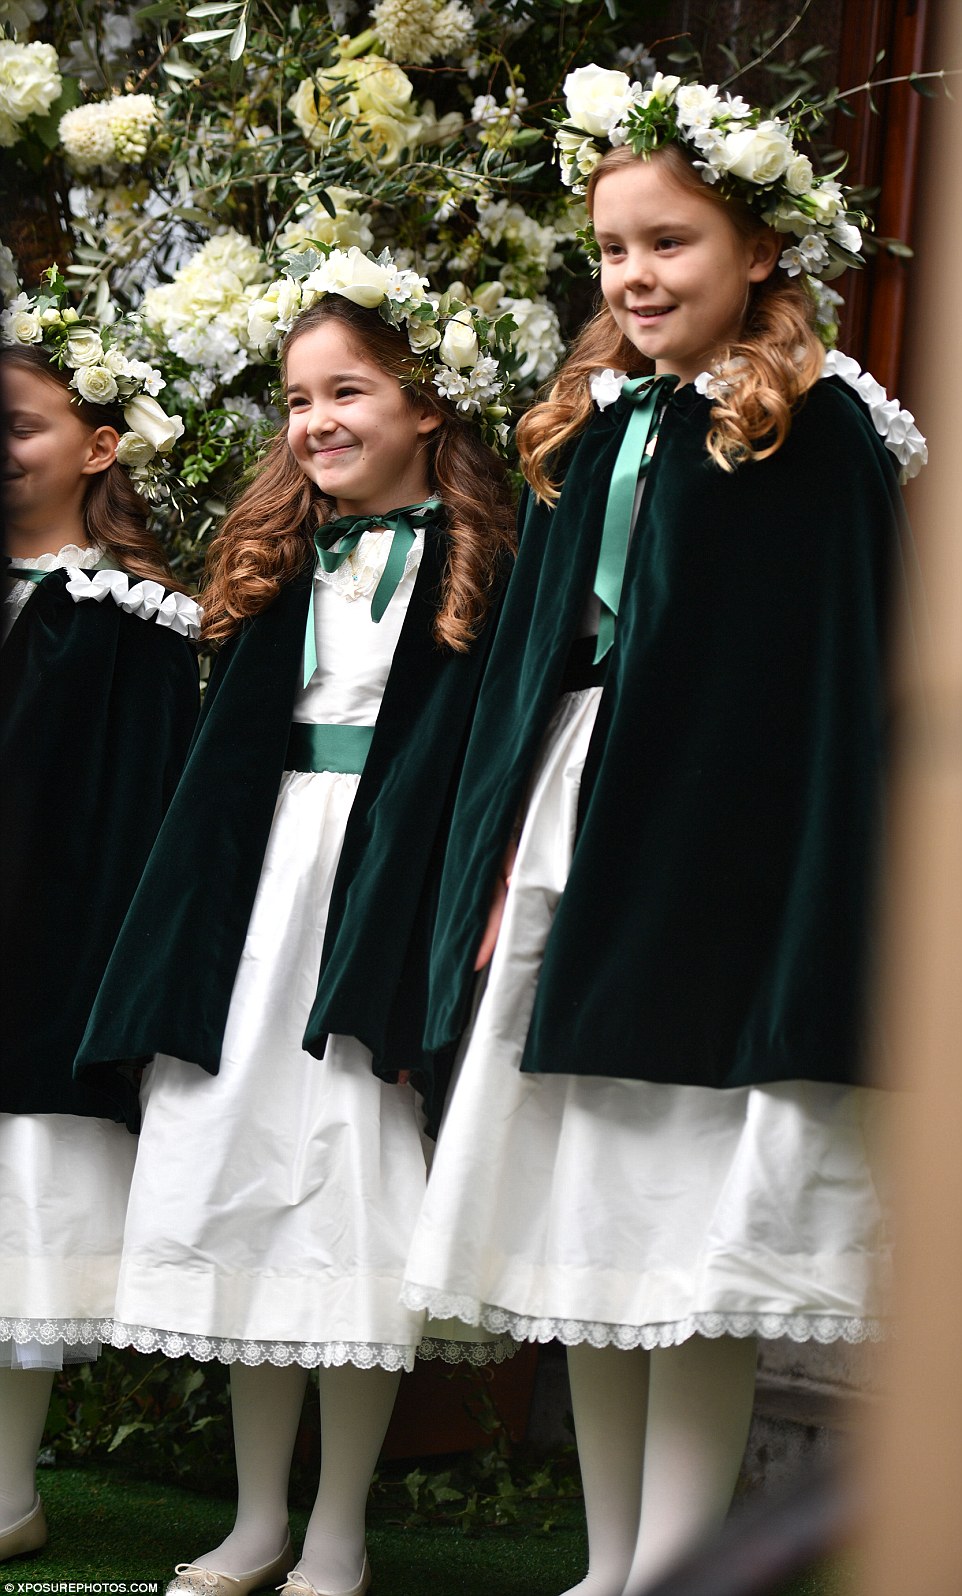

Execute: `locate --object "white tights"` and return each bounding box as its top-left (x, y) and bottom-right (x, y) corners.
top-left (191, 1360), bottom-right (401, 1589)
top-left (560, 1336), bottom-right (758, 1596)
top-left (0, 1367), bottom-right (55, 1529)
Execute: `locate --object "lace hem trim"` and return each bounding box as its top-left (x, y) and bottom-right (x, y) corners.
top-left (0, 1315), bottom-right (108, 1347)
top-left (107, 1320), bottom-right (517, 1369)
top-left (418, 1335), bottom-right (518, 1366)
top-left (400, 1286), bottom-right (888, 1349)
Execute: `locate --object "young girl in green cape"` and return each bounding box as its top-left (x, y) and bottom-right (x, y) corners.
top-left (76, 256), bottom-right (516, 1596)
top-left (0, 314), bottom-right (199, 1561)
top-left (402, 67), bottom-right (925, 1596)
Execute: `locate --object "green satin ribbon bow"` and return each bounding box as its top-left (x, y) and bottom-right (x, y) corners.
top-left (593, 374), bottom-right (678, 664)
top-left (303, 497), bottom-right (441, 689)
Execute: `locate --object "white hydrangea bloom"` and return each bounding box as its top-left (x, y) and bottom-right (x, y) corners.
top-left (141, 231), bottom-right (270, 377)
top-left (373, 0), bottom-right (474, 65)
top-left (496, 294), bottom-right (564, 385)
top-left (59, 94), bottom-right (157, 174)
top-left (0, 39), bottom-right (61, 145)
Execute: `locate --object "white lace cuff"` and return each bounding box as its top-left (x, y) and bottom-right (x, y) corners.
top-left (64, 568), bottom-right (203, 638)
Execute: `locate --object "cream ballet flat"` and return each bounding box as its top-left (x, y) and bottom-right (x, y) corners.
top-left (166, 1537), bottom-right (293, 1596)
top-left (0, 1496), bottom-right (48, 1561)
top-left (276, 1555), bottom-right (372, 1596)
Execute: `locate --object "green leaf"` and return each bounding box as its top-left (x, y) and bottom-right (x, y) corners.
top-left (162, 60), bottom-right (203, 79)
top-left (909, 74), bottom-right (937, 98)
top-left (137, 0), bottom-right (182, 18)
top-left (229, 17), bottom-right (247, 58)
top-left (183, 26), bottom-right (236, 43)
top-left (107, 1421), bottom-right (149, 1452)
top-left (186, 1), bottom-right (244, 14)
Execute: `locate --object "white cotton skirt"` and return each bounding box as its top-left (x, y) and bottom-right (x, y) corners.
top-left (110, 767), bottom-right (509, 1373)
top-left (402, 688), bottom-right (895, 1350)
top-left (0, 1111), bottom-right (137, 1369)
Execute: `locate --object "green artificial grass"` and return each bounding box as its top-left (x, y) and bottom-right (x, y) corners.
top-left (1, 1464), bottom-right (856, 1596)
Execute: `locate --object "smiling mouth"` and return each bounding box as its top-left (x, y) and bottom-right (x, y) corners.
top-left (631, 306), bottom-right (674, 321)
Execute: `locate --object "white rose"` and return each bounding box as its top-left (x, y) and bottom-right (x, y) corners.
top-left (563, 65), bottom-right (634, 137)
top-left (438, 309), bottom-right (479, 369)
top-left (115, 430), bottom-right (156, 468)
top-left (102, 345), bottom-right (130, 376)
top-left (64, 327), bottom-right (105, 366)
top-left (784, 154), bottom-right (814, 196)
top-left (351, 57), bottom-right (414, 117)
top-left (358, 109), bottom-right (419, 167)
top-left (721, 121), bottom-right (793, 184)
top-left (8, 308), bottom-right (42, 343)
top-left (74, 364), bottom-right (119, 404)
top-left (123, 394), bottom-right (184, 453)
top-left (317, 248), bottom-right (392, 308)
top-left (406, 318), bottom-right (442, 354)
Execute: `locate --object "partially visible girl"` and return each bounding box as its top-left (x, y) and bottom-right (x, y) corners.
top-left (402, 68), bottom-right (926, 1596)
top-left (76, 253), bottom-right (515, 1596)
top-left (0, 283), bottom-right (199, 1561)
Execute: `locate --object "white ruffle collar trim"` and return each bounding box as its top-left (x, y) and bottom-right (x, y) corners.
top-left (63, 567), bottom-right (202, 638)
top-left (314, 526), bottom-right (424, 603)
top-left (5, 544), bottom-right (202, 640)
top-left (590, 356), bottom-right (928, 484)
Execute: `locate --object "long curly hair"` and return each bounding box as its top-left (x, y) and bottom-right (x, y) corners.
top-left (518, 143), bottom-right (825, 503)
top-left (0, 344), bottom-right (186, 591)
top-left (201, 296), bottom-right (516, 648)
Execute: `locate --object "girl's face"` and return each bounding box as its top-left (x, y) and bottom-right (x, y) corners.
top-left (285, 320), bottom-right (441, 516)
top-left (1, 361), bottom-right (117, 544)
top-left (592, 157), bottom-right (779, 386)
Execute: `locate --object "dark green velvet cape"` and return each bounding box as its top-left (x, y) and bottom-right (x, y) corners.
top-left (0, 567), bottom-right (199, 1126)
top-left (75, 523), bottom-right (503, 1129)
top-left (426, 377), bottom-right (902, 1090)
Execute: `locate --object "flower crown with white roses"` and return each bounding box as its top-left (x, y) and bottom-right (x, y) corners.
top-left (555, 64), bottom-right (866, 283)
top-left (0, 267), bottom-right (185, 501)
top-left (246, 246), bottom-right (516, 452)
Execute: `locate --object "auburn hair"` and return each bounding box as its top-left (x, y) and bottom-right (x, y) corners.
top-left (0, 344), bottom-right (186, 591)
top-left (517, 143), bottom-right (825, 502)
top-left (201, 296), bottom-right (516, 648)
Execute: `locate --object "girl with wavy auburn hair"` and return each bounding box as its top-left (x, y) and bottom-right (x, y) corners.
top-left (402, 67), bottom-right (925, 1596)
top-left (78, 271), bottom-right (515, 1596)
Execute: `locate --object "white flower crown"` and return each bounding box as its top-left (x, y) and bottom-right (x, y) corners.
top-left (247, 246), bottom-right (516, 451)
top-left (555, 64), bottom-right (865, 282)
top-left (1, 268), bottom-right (184, 500)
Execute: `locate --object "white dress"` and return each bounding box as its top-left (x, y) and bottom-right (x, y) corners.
top-left (109, 532), bottom-right (505, 1372)
top-left (402, 685), bottom-right (895, 1350)
top-left (1, 546), bottom-right (138, 1372)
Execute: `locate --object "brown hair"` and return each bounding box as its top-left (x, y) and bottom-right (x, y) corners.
top-left (201, 296), bottom-right (516, 648)
top-left (0, 344), bottom-right (186, 591)
top-left (517, 143), bottom-right (825, 502)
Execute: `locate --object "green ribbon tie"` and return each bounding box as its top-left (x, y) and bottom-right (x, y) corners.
top-left (592, 375), bottom-right (677, 663)
top-left (303, 497), bottom-right (441, 689)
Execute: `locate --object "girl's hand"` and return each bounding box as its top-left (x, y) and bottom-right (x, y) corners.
top-left (474, 836), bottom-right (518, 971)
top-left (397, 1070), bottom-right (411, 1087)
